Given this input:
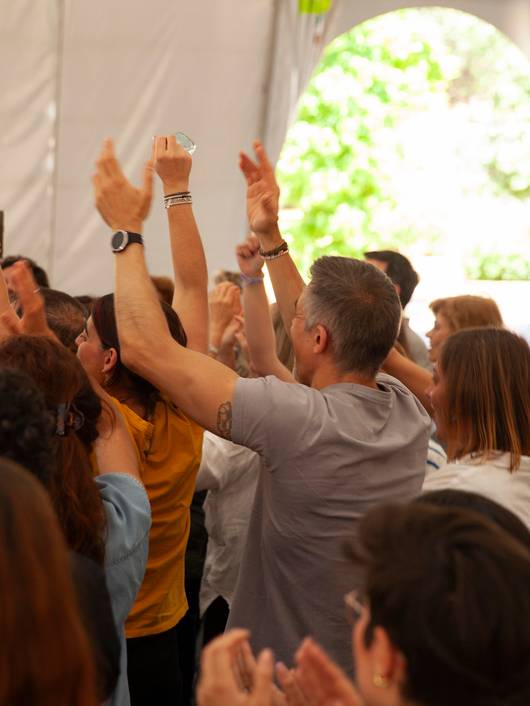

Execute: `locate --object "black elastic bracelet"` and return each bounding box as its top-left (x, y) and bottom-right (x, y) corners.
top-left (164, 191), bottom-right (191, 199)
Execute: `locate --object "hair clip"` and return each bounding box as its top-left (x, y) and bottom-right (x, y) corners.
top-left (55, 402), bottom-right (85, 437)
top-left (55, 403), bottom-right (68, 437)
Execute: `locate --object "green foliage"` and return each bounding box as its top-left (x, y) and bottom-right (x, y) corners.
top-left (464, 250), bottom-right (530, 281)
top-left (277, 8), bottom-right (530, 281)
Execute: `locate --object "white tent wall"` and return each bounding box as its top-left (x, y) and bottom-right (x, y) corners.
top-left (0, 2), bottom-right (58, 268)
top-left (1, 0), bottom-right (529, 295)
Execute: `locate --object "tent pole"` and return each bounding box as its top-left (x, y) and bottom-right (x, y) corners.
top-left (257, 0), bottom-right (282, 143)
top-left (47, 0), bottom-right (66, 285)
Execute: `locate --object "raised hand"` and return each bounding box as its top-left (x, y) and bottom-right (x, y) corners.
top-left (153, 135), bottom-right (192, 195)
top-left (236, 234), bottom-right (264, 277)
top-left (93, 138), bottom-right (153, 233)
top-left (239, 140), bottom-right (280, 238)
top-left (0, 261), bottom-right (56, 340)
top-left (209, 282), bottom-right (242, 337)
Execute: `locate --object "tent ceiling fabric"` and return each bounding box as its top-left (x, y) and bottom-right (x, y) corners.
top-left (1, 0), bottom-right (529, 295)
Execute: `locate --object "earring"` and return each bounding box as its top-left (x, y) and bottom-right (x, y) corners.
top-left (373, 673), bottom-right (389, 688)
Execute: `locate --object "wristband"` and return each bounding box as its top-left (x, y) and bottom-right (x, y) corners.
top-left (240, 272), bottom-right (264, 287)
top-left (262, 248), bottom-right (289, 261)
top-left (259, 240), bottom-right (288, 259)
top-left (164, 191), bottom-right (192, 208)
top-left (209, 344), bottom-right (219, 356)
top-left (164, 190), bottom-right (191, 199)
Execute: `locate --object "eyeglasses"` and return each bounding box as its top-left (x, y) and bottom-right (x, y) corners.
top-left (344, 589), bottom-right (366, 625)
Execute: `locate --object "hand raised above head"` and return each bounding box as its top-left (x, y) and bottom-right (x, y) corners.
top-left (209, 282), bottom-right (242, 332)
top-left (236, 234), bottom-right (264, 278)
top-left (7, 261), bottom-right (57, 340)
top-left (239, 141), bottom-right (280, 238)
top-left (92, 138), bottom-right (153, 233)
top-left (153, 135), bottom-right (192, 195)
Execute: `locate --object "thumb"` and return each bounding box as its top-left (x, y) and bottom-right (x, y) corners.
top-left (142, 160), bottom-right (154, 199)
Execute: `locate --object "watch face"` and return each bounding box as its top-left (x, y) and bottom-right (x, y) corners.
top-left (111, 231), bottom-right (127, 252)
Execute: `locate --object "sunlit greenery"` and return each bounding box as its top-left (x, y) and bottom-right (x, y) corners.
top-left (277, 8), bottom-right (530, 280)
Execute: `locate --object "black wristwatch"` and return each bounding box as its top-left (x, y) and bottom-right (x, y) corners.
top-left (111, 230), bottom-right (144, 253)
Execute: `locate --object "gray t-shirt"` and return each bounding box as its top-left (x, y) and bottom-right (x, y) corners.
top-left (228, 373), bottom-right (431, 675)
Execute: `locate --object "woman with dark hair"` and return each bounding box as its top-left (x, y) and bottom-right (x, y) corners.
top-left (80, 136), bottom-right (207, 706)
top-left (418, 489), bottom-right (530, 548)
top-left (423, 328), bottom-right (530, 527)
top-left (0, 458), bottom-right (98, 706)
top-left (198, 501), bottom-right (530, 706)
top-left (0, 335), bottom-right (151, 706)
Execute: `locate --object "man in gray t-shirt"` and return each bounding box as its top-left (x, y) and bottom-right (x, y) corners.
top-left (227, 373), bottom-right (430, 674)
top-left (97, 137), bottom-right (431, 678)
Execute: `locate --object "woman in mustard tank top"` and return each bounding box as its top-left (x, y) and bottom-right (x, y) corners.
top-left (77, 135), bottom-right (208, 706)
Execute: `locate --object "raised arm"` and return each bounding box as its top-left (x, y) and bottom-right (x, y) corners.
top-left (382, 347), bottom-right (433, 414)
top-left (153, 136), bottom-right (209, 353)
top-left (236, 234), bottom-right (294, 382)
top-left (239, 140), bottom-right (305, 335)
top-left (92, 139), bottom-right (238, 439)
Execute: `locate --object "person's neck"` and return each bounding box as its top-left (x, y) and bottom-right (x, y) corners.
top-left (105, 382), bottom-right (146, 419)
top-left (309, 361), bottom-right (378, 391)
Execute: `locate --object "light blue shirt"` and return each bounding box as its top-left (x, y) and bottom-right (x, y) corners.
top-left (96, 474), bottom-right (151, 706)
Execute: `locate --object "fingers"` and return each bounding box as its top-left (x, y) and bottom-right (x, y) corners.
top-left (211, 282), bottom-right (240, 304)
top-left (142, 160), bottom-right (154, 201)
top-left (9, 261), bottom-right (51, 337)
top-left (154, 135), bottom-right (168, 162)
top-left (251, 649), bottom-right (274, 706)
top-left (166, 134), bottom-right (178, 156)
top-left (253, 140), bottom-right (274, 176)
top-left (247, 233), bottom-right (261, 251)
top-left (236, 235), bottom-right (260, 259)
top-left (201, 628), bottom-right (250, 673)
top-left (277, 663), bottom-right (309, 706)
top-left (239, 151), bottom-right (260, 185)
top-left (97, 137), bottom-right (125, 181)
top-left (295, 638), bottom-right (360, 706)
top-left (0, 308), bottom-right (22, 340)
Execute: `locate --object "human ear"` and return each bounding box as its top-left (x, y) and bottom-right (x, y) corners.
top-left (101, 347), bottom-right (119, 374)
top-left (313, 324), bottom-right (329, 355)
top-left (371, 626), bottom-right (407, 690)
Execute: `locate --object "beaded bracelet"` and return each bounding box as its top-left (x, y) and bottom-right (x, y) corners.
top-left (259, 240), bottom-right (288, 259)
top-left (240, 272), bottom-right (265, 287)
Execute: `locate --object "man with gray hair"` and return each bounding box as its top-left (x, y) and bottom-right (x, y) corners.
top-left (92, 136), bottom-right (431, 677)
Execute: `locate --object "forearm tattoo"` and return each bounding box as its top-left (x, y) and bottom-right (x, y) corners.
top-left (216, 401), bottom-right (233, 440)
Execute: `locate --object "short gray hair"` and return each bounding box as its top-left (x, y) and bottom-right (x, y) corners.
top-left (304, 256), bottom-right (401, 377)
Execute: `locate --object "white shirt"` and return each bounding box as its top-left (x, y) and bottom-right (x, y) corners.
top-left (197, 432), bottom-right (261, 615)
top-left (423, 452), bottom-right (530, 528)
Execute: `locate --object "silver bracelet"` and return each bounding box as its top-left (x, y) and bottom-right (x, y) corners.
top-left (164, 192), bottom-right (192, 208)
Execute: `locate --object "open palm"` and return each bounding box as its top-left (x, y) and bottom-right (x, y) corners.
top-left (239, 141), bottom-right (280, 236)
